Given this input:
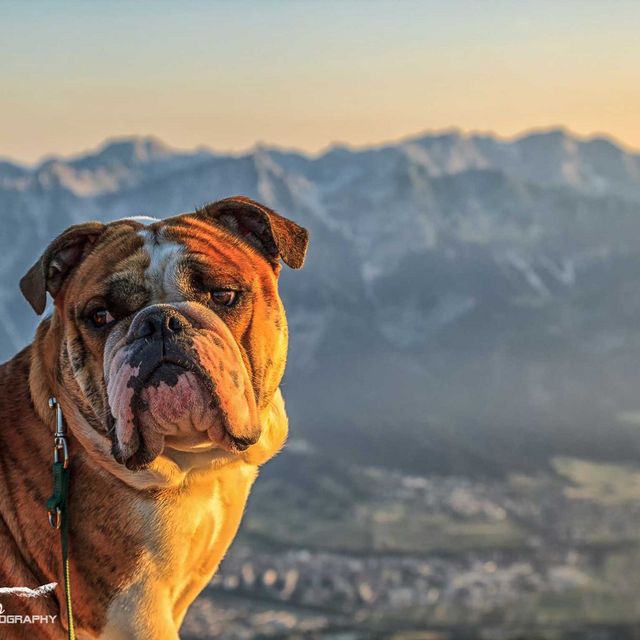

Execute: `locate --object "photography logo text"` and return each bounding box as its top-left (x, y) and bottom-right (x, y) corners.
top-left (0, 590), bottom-right (58, 625)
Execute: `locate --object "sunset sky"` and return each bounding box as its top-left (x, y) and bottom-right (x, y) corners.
top-left (2, 0), bottom-right (639, 163)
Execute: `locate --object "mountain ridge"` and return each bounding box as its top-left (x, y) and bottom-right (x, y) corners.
top-left (5, 126), bottom-right (640, 171)
top-left (3, 127), bottom-right (640, 473)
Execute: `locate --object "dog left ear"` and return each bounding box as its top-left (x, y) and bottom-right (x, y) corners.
top-left (20, 222), bottom-right (106, 315)
top-left (197, 196), bottom-right (309, 270)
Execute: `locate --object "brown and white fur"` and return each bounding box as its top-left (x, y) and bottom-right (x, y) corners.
top-left (0, 197), bottom-right (309, 639)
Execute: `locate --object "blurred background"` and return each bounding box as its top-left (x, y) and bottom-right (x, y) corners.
top-left (3, 1), bottom-right (640, 638)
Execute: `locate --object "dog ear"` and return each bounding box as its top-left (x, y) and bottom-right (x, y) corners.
top-left (20, 222), bottom-right (106, 315)
top-left (197, 196), bottom-right (309, 270)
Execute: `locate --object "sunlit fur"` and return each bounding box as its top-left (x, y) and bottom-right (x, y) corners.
top-left (0, 209), bottom-right (297, 639)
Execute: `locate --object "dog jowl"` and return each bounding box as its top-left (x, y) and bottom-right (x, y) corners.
top-left (0, 196), bottom-right (308, 638)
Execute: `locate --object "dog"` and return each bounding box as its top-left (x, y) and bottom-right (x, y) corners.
top-left (0, 196), bottom-right (308, 638)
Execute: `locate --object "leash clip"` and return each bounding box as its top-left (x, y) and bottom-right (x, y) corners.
top-left (49, 397), bottom-right (69, 468)
top-left (48, 506), bottom-right (62, 529)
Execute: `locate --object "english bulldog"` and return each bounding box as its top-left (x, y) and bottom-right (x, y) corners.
top-left (0, 196), bottom-right (308, 639)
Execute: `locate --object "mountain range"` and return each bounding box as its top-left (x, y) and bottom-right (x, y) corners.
top-left (3, 128), bottom-right (640, 473)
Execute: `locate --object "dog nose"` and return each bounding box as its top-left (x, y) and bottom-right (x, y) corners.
top-left (132, 308), bottom-right (190, 341)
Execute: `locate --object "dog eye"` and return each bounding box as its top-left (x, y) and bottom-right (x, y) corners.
top-left (91, 308), bottom-right (115, 327)
top-left (210, 290), bottom-right (238, 307)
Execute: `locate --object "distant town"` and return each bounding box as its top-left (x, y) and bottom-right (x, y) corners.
top-left (183, 456), bottom-right (640, 639)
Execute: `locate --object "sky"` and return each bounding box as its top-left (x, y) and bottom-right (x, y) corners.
top-left (2, 0), bottom-right (640, 164)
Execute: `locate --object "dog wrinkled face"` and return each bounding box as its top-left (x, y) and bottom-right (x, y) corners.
top-left (41, 207), bottom-right (299, 471)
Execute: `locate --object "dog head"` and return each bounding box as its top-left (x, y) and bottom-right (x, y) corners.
top-left (20, 197), bottom-right (308, 471)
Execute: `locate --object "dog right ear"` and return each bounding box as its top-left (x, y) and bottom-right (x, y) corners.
top-left (20, 222), bottom-right (105, 315)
